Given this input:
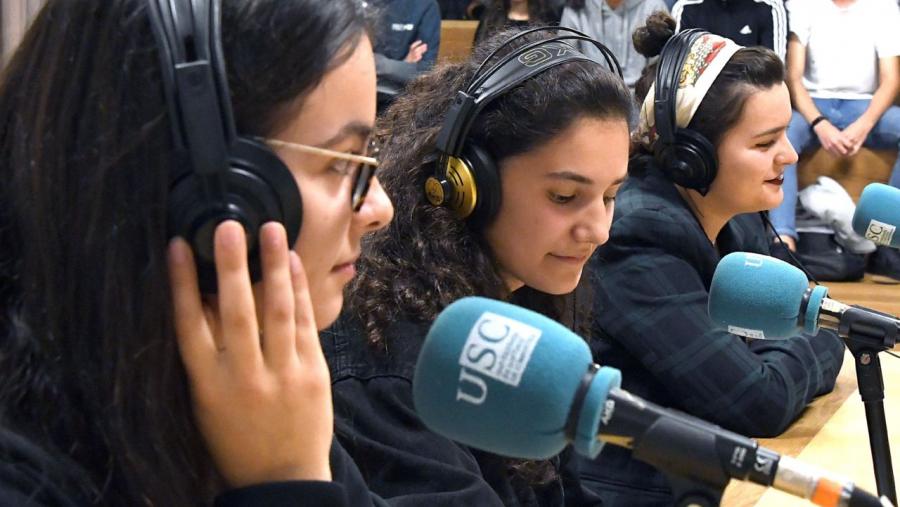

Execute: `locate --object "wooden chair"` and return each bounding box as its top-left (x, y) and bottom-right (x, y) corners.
top-left (798, 148), bottom-right (895, 201)
top-left (437, 20), bottom-right (478, 64)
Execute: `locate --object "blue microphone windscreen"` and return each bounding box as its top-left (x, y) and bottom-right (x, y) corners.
top-left (853, 183), bottom-right (900, 248)
top-left (708, 253), bottom-right (810, 339)
top-left (413, 297), bottom-right (619, 460)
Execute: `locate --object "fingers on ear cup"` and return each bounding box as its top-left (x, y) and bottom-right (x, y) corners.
top-left (168, 138), bottom-right (303, 292)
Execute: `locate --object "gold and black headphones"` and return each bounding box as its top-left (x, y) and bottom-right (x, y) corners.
top-left (424, 26), bottom-right (624, 226)
top-left (148, 0), bottom-right (302, 292)
top-left (653, 28), bottom-right (720, 195)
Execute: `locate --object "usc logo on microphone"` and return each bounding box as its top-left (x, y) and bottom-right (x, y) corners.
top-left (455, 312), bottom-right (542, 405)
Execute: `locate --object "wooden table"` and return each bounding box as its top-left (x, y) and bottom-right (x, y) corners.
top-left (722, 279), bottom-right (899, 506)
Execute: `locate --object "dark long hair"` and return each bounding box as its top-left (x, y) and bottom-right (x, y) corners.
top-left (349, 27), bottom-right (632, 348)
top-left (0, 0), bottom-right (365, 504)
top-left (631, 11), bottom-right (785, 168)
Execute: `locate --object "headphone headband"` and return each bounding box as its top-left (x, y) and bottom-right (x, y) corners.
top-left (651, 28), bottom-right (719, 195)
top-left (149, 0), bottom-right (303, 292)
top-left (149, 0), bottom-right (235, 198)
top-left (435, 27), bottom-right (623, 158)
top-left (653, 28), bottom-right (705, 147)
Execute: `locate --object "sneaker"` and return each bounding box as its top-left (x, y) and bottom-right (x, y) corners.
top-left (867, 246), bottom-right (900, 284)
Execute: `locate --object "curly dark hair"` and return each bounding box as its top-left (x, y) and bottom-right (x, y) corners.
top-left (631, 11), bottom-right (785, 158)
top-left (348, 27), bottom-right (633, 348)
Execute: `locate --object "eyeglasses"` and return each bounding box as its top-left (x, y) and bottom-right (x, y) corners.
top-left (261, 137), bottom-right (380, 212)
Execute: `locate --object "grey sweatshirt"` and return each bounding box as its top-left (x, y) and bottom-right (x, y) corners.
top-left (560, 0), bottom-right (669, 89)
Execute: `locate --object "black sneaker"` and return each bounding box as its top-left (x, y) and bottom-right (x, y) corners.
top-left (867, 246), bottom-right (900, 284)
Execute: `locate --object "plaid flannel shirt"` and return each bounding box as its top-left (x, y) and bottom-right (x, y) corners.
top-left (573, 166), bottom-right (846, 506)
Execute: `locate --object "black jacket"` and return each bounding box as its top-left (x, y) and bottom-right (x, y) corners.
top-left (322, 315), bottom-right (592, 506)
top-left (370, 0), bottom-right (441, 86)
top-left (576, 165), bottom-right (846, 505)
top-left (672, 0), bottom-right (787, 60)
top-left (0, 426), bottom-right (382, 506)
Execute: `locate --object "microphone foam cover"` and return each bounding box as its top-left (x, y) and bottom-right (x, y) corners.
top-left (708, 253), bottom-right (810, 339)
top-left (413, 297), bottom-right (620, 460)
top-left (853, 183), bottom-right (900, 248)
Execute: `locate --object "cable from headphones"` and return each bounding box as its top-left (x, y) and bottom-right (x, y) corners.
top-left (758, 211), bottom-right (821, 285)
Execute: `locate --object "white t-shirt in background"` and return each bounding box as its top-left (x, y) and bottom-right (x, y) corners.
top-left (786, 0), bottom-right (900, 99)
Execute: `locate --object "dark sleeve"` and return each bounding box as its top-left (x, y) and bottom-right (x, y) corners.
top-left (672, 1), bottom-right (699, 31)
top-left (216, 438), bottom-right (396, 507)
top-left (215, 481), bottom-right (348, 507)
top-left (416, 1), bottom-right (442, 70)
top-left (330, 438), bottom-right (390, 507)
top-left (374, 53), bottom-right (419, 86)
top-left (332, 376), bottom-right (506, 506)
top-left (759, 1), bottom-right (787, 60)
top-left (0, 469), bottom-right (81, 507)
top-left (593, 210), bottom-right (846, 438)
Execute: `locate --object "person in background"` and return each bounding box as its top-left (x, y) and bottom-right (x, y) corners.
top-left (671, 0), bottom-right (787, 60)
top-left (770, 0), bottom-right (900, 282)
top-left (474, 0), bottom-right (565, 43)
top-left (560, 0), bottom-right (668, 90)
top-left (323, 28), bottom-right (633, 506)
top-left (577, 12), bottom-right (845, 505)
top-left (368, 0), bottom-right (442, 88)
top-left (0, 0), bottom-right (394, 505)
top-left (438, 0), bottom-right (473, 18)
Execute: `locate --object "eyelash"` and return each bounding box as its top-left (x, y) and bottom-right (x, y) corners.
top-left (548, 193), bottom-right (617, 206)
top-left (329, 158), bottom-right (361, 176)
top-left (549, 192), bottom-right (576, 204)
top-left (756, 140), bottom-right (776, 149)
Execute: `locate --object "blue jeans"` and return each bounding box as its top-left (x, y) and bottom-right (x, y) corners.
top-left (770, 98), bottom-right (900, 239)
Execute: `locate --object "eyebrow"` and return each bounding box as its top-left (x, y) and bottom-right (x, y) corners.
top-left (316, 122), bottom-right (373, 149)
top-left (545, 171), bottom-right (595, 185)
top-left (752, 125), bottom-right (788, 138)
top-left (545, 172), bottom-right (628, 186)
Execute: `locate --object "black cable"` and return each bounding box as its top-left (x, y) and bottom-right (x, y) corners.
top-left (758, 211), bottom-right (820, 285)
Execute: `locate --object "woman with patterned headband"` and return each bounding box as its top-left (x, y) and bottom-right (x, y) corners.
top-left (577, 12), bottom-right (846, 505)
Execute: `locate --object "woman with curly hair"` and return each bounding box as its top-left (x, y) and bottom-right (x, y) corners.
top-left (320, 27), bottom-right (633, 505)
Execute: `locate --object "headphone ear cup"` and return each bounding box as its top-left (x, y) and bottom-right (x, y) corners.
top-left (660, 129), bottom-right (718, 192)
top-left (168, 138), bottom-right (302, 292)
top-left (459, 142), bottom-right (501, 226)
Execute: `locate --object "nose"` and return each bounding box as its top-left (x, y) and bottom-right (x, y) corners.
top-left (573, 198), bottom-right (612, 246)
top-left (354, 176), bottom-right (394, 233)
top-left (777, 134), bottom-right (799, 166)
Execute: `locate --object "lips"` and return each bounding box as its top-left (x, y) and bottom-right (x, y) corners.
top-left (331, 254), bottom-right (359, 273)
top-left (549, 253), bottom-right (591, 264)
top-left (764, 174), bottom-right (785, 186)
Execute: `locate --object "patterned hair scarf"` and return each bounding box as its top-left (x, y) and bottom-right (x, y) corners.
top-left (635, 33), bottom-right (743, 150)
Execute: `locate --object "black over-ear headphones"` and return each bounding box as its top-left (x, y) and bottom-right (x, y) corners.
top-left (148, 0), bottom-right (302, 292)
top-left (653, 28), bottom-right (719, 195)
top-left (424, 26), bottom-right (624, 227)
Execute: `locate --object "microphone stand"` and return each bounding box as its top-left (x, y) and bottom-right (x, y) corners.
top-left (832, 305), bottom-right (899, 504)
top-left (627, 408), bottom-right (765, 507)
